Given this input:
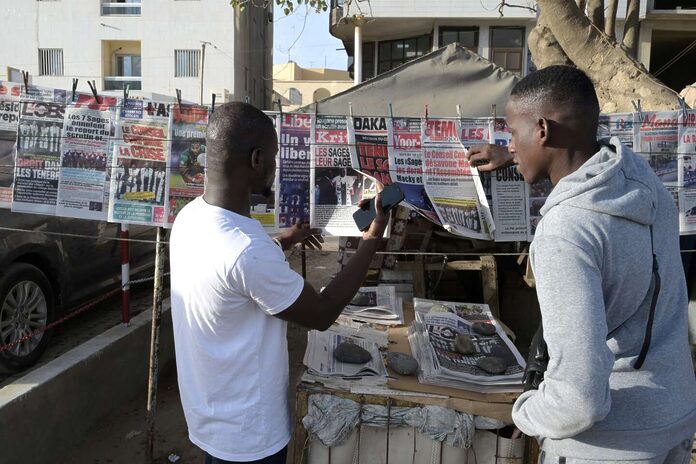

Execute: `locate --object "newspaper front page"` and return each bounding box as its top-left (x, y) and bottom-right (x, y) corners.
top-left (488, 118), bottom-right (527, 242)
top-left (12, 86), bottom-right (68, 215)
top-left (168, 104), bottom-right (208, 225)
top-left (459, 118), bottom-right (496, 237)
top-left (348, 115), bottom-right (392, 186)
top-left (304, 329), bottom-right (387, 381)
top-left (678, 110), bottom-right (696, 235)
top-left (278, 113), bottom-right (311, 228)
top-left (633, 111), bottom-right (679, 207)
top-left (387, 116), bottom-right (441, 224)
top-left (56, 94), bottom-right (118, 220)
top-left (109, 99), bottom-right (170, 226)
top-left (250, 111), bottom-right (280, 230)
top-left (598, 112), bottom-right (634, 147)
top-left (310, 114), bottom-right (365, 236)
top-left (422, 118), bottom-right (492, 240)
top-left (0, 81), bottom-right (21, 208)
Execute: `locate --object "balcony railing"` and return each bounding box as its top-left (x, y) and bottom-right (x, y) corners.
top-left (101, 2), bottom-right (142, 16)
top-left (104, 76), bottom-right (142, 91)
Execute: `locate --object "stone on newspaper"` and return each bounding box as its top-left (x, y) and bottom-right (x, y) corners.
top-left (350, 293), bottom-right (371, 306)
top-left (387, 352), bottom-right (419, 376)
top-left (477, 356), bottom-right (508, 375)
top-left (334, 342), bottom-right (372, 364)
top-left (454, 334), bottom-right (476, 355)
top-left (428, 304), bottom-right (451, 313)
top-left (471, 322), bottom-right (496, 336)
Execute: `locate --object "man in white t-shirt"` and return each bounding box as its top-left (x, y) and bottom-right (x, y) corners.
top-left (170, 102), bottom-right (388, 464)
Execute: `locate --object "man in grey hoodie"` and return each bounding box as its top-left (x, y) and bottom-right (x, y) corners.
top-left (468, 66), bottom-right (696, 462)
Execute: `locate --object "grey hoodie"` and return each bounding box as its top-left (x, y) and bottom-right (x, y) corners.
top-left (512, 138), bottom-right (696, 459)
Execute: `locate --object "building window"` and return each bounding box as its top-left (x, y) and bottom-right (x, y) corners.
top-left (116, 54), bottom-right (141, 77)
top-left (175, 50), bottom-right (200, 77)
top-left (361, 42), bottom-right (375, 81)
top-left (490, 27), bottom-right (524, 74)
top-left (378, 35), bottom-right (431, 75)
top-left (313, 88), bottom-right (331, 101)
top-left (38, 48), bottom-right (63, 76)
top-left (101, 0), bottom-right (141, 16)
top-left (439, 27), bottom-right (479, 52)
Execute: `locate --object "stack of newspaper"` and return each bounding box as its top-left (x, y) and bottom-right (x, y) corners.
top-left (408, 298), bottom-right (525, 393)
top-left (303, 328), bottom-right (387, 382)
top-left (339, 285), bottom-right (404, 326)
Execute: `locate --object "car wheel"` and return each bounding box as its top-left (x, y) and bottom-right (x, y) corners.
top-left (0, 263), bottom-right (55, 373)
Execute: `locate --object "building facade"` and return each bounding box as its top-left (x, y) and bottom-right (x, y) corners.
top-left (329, 0), bottom-right (695, 92)
top-left (273, 62), bottom-right (352, 110)
top-left (0, 0), bottom-right (273, 108)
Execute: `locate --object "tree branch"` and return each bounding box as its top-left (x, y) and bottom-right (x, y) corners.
top-left (605, 0), bottom-right (619, 39)
top-left (587, 0), bottom-right (605, 32)
top-left (623, 0), bottom-right (640, 58)
top-left (576, 0), bottom-right (587, 12)
top-left (497, 1), bottom-right (537, 16)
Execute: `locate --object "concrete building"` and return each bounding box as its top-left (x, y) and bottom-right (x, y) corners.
top-left (273, 61), bottom-right (352, 110)
top-left (0, 0), bottom-right (273, 108)
top-left (329, 0), bottom-right (695, 92)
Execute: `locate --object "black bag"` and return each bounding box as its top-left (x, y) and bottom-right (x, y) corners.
top-left (522, 323), bottom-right (548, 391)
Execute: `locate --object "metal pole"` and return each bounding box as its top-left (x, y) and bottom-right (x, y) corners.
top-left (354, 24), bottom-right (363, 85)
top-left (199, 42), bottom-right (207, 106)
top-left (120, 223), bottom-right (130, 325)
top-left (145, 226), bottom-right (166, 463)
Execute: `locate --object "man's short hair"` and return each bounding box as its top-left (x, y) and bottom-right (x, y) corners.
top-left (510, 65), bottom-right (600, 118)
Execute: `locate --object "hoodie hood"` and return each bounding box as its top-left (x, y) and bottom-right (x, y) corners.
top-left (540, 137), bottom-right (658, 226)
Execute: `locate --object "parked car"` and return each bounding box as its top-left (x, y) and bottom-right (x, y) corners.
top-left (0, 208), bottom-right (157, 373)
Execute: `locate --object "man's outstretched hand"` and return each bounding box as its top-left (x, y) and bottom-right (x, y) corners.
top-left (465, 144), bottom-right (515, 172)
top-left (275, 223), bottom-right (324, 251)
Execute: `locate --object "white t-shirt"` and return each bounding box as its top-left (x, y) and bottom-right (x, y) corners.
top-left (170, 197), bottom-right (304, 461)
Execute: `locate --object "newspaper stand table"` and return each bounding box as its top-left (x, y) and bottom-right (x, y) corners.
top-left (291, 305), bottom-right (541, 464)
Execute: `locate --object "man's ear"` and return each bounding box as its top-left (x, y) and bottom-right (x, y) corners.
top-left (537, 117), bottom-right (550, 145)
top-left (249, 147), bottom-right (263, 171)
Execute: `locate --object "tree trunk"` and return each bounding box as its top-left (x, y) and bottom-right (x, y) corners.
top-left (623, 0), bottom-right (640, 58)
top-left (605, 0), bottom-right (619, 39)
top-left (587, 0), bottom-right (604, 33)
top-left (530, 0), bottom-right (679, 112)
top-left (528, 4), bottom-right (573, 69)
top-left (576, 0), bottom-right (587, 12)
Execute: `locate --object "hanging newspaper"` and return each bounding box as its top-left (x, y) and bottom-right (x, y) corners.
top-left (459, 118), bottom-right (495, 237)
top-left (310, 114), bottom-right (366, 236)
top-left (386, 116), bottom-right (440, 224)
top-left (488, 118), bottom-right (528, 242)
top-left (348, 115), bottom-right (392, 186)
top-left (633, 111), bottom-right (679, 207)
top-left (109, 99), bottom-right (170, 226)
top-left (678, 110), bottom-right (696, 235)
top-left (12, 86), bottom-right (68, 215)
top-left (251, 111), bottom-right (280, 230)
top-left (598, 112), bottom-right (634, 147)
top-left (422, 118), bottom-right (493, 240)
top-left (55, 94), bottom-right (118, 220)
top-left (408, 298), bottom-right (525, 393)
top-left (525, 179), bottom-right (553, 238)
top-left (0, 81), bottom-right (21, 208)
top-left (278, 113), bottom-right (311, 228)
top-left (168, 104), bottom-right (208, 225)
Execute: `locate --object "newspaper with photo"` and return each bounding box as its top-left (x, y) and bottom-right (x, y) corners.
top-left (633, 111), bottom-right (680, 207)
top-left (422, 118), bottom-right (493, 240)
top-left (0, 81), bottom-right (22, 208)
top-left (303, 328), bottom-right (387, 381)
top-left (409, 298), bottom-right (525, 393)
top-left (250, 111), bottom-right (280, 230)
top-left (678, 109), bottom-right (696, 235)
top-left (525, 179), bottom-right (553, 239)
top-left (56, 94), bottom-right (118, 220)
top-left (341, 285), bottom-right (403, 325)
top-left (168, 103), bottom-right (208, 225)
top-left (348, 115), bottom-right (392, 186)
top-left (459, 118), bottom-right (495, 237)
top-left (109, 99), bottom-right (170, 226)
top-left (598, 112), bottom-right (634, 147)
top-left (488, 118), bottom-right (528, 242)
top-left (12, 85), bottom-right (69, 216)
top-left (387, 116), bottom-right (441, 224)
top-left (310, 114), bottom-right (367, 236)
top-left (278, 113), bottom-right (312, 228)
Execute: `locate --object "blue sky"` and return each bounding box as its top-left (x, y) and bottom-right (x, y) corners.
top-left (272, 3), bottom-right (347, 70)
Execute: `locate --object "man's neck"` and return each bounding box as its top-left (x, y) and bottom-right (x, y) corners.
top-left (548, 142), bottom-right (599, 186)
top-left (203, 186), bottom-right (251, 217)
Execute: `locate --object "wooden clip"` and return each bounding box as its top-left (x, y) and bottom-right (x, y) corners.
top-left (211, 93), bottom-right (216, 114)
top-left (456, 104), bottom-right (462, 120)
top-left (244, 95), bottom-right (250, 104)
top-left (123, 84), bottom-right (130, 102)
top-left (22, 71), bottom-right (29, 94)
top-left (491, 103), bottom-right (497, 121)
top-left (86, 80), bottom-right (101, 104)
top-left (72, 78), bottom-right (79, 102)
top-left (276, 98), bottom-right (282, 115)
top-left (349, 102), bottom-right (354, 118)
top-left (314, 101), bottom-right (318, 117)
top-left (424, 104), bottom-right (429, 121)
top-left (632, 99), bottom-right (643, 123)
top-left (388, 102), bottom-right (394, 119)
top-left (678, 96), bottom-right (688, 126)
top-left (176, 89), bottom-right (182, 108)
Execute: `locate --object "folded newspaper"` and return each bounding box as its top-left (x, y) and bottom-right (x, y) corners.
top-left (303, 329), bottom-right (387, 381)
top-left (340, 286), bottom-right (404, 326)
top-left (408, 298), bottom-right (525, 393)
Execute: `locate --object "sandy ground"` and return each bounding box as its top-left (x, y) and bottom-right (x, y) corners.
top-left (57, 240), bottom-right (340, 464)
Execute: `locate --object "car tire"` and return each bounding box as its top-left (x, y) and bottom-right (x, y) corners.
top-left (0, 263), bottom-right (55, 373)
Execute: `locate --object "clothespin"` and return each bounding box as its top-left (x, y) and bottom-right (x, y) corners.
top-left (210, 93), bottom-right (216, 114)
top-left (388, 102), bottom-right (394, 119)
top-left (276, 98), bottom-right (282, 115)
top-left (678, 96), bottom-right (688, 126)
top-left (123, 84), bottom-right (130, 102)
top-left (244, 95), bottom-right (250, 104)
top-left (491, 104), bottom-right (497, 122)
top-left (424, 104), bottom-right (429, 121)
top-left (348, 102), bottom-right (354, 118)
top-left (21, 71), bottom-right (29, 94)
top-left (456, 104), bottom-right (462, 120)
top-left (176, 89), bottom-right (182, 108)
top-left (632, 99), bottom-right (643, 123)
top-left (87, 80), bottom-right (101, 104)
top-left (72, 78), bottom-right (78, 102)
top-left (314, 101), bottom-right (319, 117)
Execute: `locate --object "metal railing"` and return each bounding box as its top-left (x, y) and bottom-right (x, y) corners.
top-left (101, 1), bottom-right (142, 16)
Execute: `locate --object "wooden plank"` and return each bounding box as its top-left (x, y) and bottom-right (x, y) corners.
top-left (387, 427), bottom-right (415, 464)
top-left (425, 260), bottom-right (483, 272)
top-left (441, 441), bottom-right (469, 464)
top-left (414, 432), bottom-right (439, 464)
top-left (307, 440), bottom-right (329, 464)
top-left (480, 255), bottom-right (500, 319)
top-left (330, 429), bottom-right (359, 464)
top-left (358, 426), bottom-right (388, 464)
top-left (292, 387), bottom-right (310, 464)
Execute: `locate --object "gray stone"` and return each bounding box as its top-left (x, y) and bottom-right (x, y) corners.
top-left (454, 334), bottom-right (476, 355)
top-left (428, 304), bottom-right (451, 313)
top-left (477, 356), bottom-right (508, 375)
top-left (387, 352), bottom-right (419, 376)
top-left (350, 293), bottom-right (372, 306)
top-left (471, 322), bottom-right (496, 336)
top-left (334, 342), bottom-right (372, 364)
